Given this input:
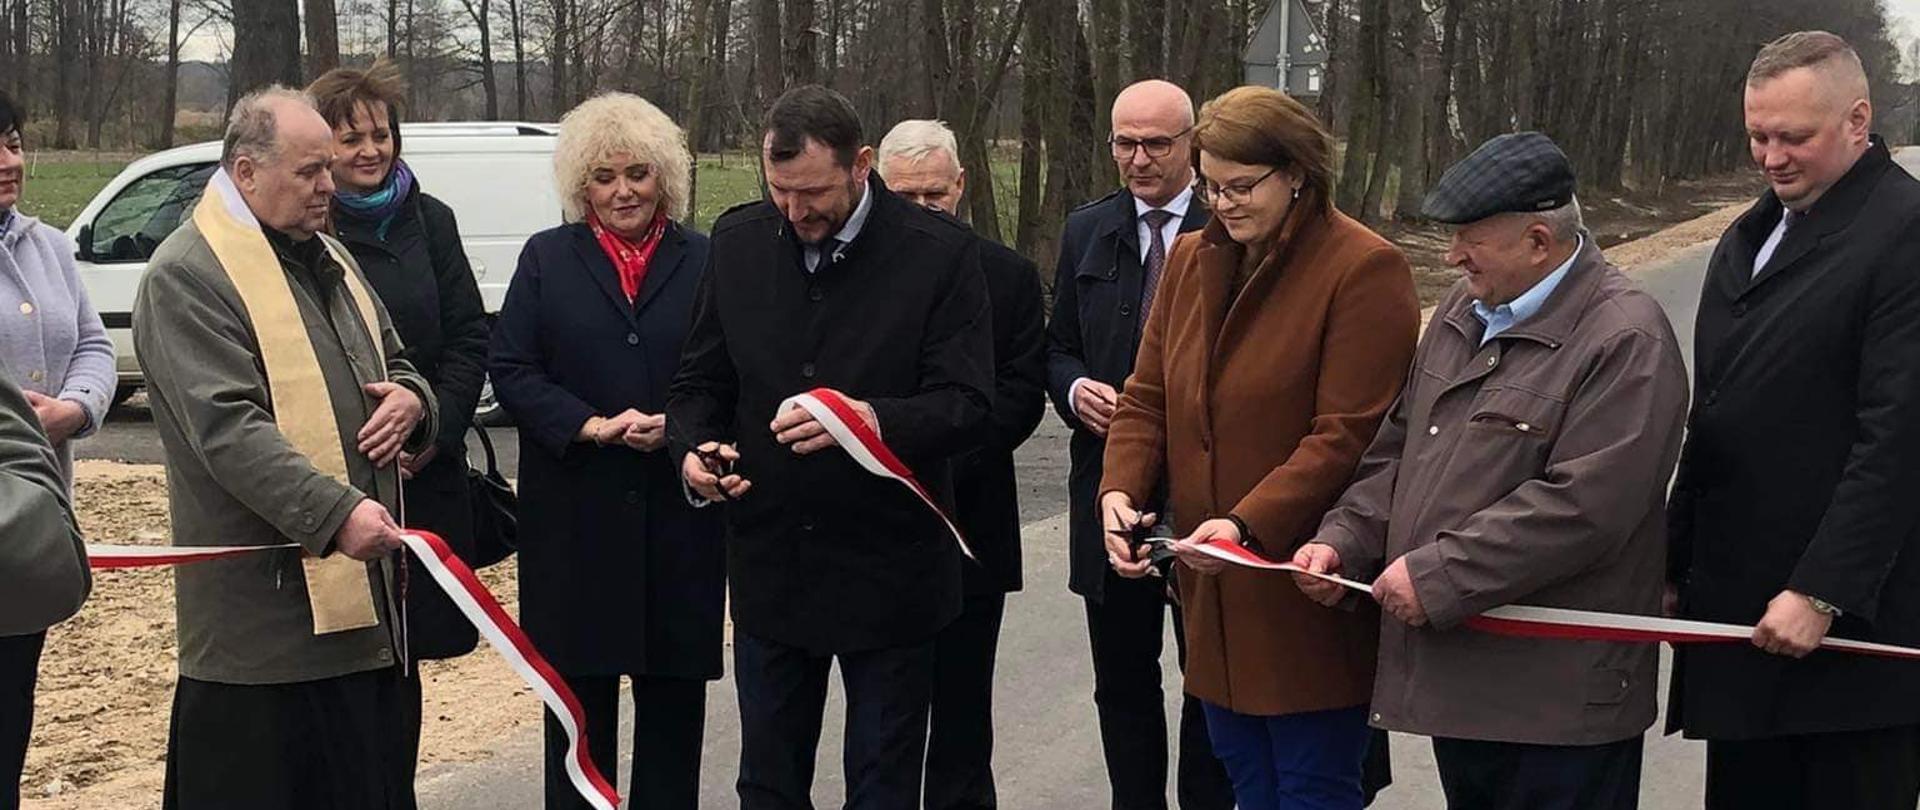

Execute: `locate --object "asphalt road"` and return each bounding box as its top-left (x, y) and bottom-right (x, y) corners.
top-left (84, 149), bottom-right (1920, 808)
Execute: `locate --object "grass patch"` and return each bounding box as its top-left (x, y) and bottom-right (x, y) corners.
top-left (16, 159), bottom-right (125, 230)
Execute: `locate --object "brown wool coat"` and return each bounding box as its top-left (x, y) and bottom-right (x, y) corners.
top-left (1101, 208), bottom-right (1419, 716)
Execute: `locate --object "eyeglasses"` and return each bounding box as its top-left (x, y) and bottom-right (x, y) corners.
top-left (1198, 167), bottom-right (1282, 207)
top-left (1109, 127), bottom-right (1194, 160)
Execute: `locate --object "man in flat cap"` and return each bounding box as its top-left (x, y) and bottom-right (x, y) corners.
top-left (1291, 131), bottom-right (1690, 808)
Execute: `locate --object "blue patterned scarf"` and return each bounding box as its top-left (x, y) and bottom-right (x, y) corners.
top-left (333, 160), bottom-right (415, 240)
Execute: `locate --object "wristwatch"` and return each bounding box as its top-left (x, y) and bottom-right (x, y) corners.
top-left (1806, 595), bottom-right (1843, 617)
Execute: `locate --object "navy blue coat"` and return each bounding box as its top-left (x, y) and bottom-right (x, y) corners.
top-left (1043, 189), bottom-right (1208, 601)
top-left (488, 220), bottom-right (725, 678)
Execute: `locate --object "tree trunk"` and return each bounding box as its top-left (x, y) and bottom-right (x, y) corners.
top-left (229, 0), bottom-right (300, 106)
top-left (53, 0), bottom-right (75, 147)
top-left (1126, 0), bottom-right (1163, 79)
top-left (305, 0), bottom-right (339, 80)
top-left (550, 0), bottom-right (570, 113)
top-left (508, 0), bottom-right (527, 119)
top-left (1390, 0), bottom-right (1427, 220)
top-left (387, 0), bottom-right (398, 56)
top-left (10, 0), bottom-right (27, 105)
top-left (82, 0), bottom-right (100, 148)
top-left (684, 0), bottom-right (712, 225)
top-left (153, 0), bottom-right (180, 147)
top-left (702, 0), bottom-right (731, 148)
top-left (920, 0), bottom-right (951, 116)
top-left (1423, 0), bottom-right (1464, 184)
top-left (755, 0), bottom-right (783, 103)
top-left (479, 0), bottom-right (498, 118)
top-left (1089, 0), bottom-right (1124, 138)
top-left (785, 0), bottom-right (815, 86)
top-left (1335, 0), bottom-right (1387, 218)
top-left (1015, 18), bottom-right (1045, 261)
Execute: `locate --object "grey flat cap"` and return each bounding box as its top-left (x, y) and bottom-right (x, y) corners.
top-left (1421, 132), bottom-right (1577, 224)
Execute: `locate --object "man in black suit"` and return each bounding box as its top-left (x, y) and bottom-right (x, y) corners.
top-left (876, 119), bottom-right (1048, 810)
top-left (668, 86), bottom-right (993, 810)
top-left (1668, 30), bottom-right (1920, 810)
top-left (1043, 78), bottom-right (1232, 810)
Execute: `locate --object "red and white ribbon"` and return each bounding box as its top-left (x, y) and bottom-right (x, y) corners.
top-left (1185, 537), bottom-right (1920, 661)
top-left (399, 531), bottom-right (620, 809)
top-left (778, 388), bottom-right (976, 560)
top-left (85, 542), bottom-right (299, 569)
top-left (84, 534), bottom-right (621, 809)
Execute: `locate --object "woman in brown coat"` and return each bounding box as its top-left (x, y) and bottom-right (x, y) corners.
top-left (1099, 86), bottom-right (1419, 809)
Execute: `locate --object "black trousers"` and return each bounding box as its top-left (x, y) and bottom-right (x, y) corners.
top-left (1705, 724), bottom-right (1920, 810)
top-left (734, 630), bottom-right (936, 810)
top-left (1084, 572), bottom-right (1234, 810)
top-left (1431, 735), bottom-right (1642, 810)
top-left (0, 632), bottom-right (44, 810)
top-left (541, 672), bottom-right (707, 810)
top-left (924, 591), bottom-right (1007, 810)
top-left (162, 667), bottom-right (414, 810)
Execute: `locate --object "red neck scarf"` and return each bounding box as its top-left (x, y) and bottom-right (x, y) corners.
top-left (586, 209), bottom-right (670, 302)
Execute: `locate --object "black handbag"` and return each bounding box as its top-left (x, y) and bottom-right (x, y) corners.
top-left (467, 425), bottom-right (518, 568)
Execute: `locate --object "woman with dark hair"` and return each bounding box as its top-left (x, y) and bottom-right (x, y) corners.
top-left (1099, 85), bottom-right (1420, 809)
top-left (305, 61), bottom-right (489, 794)
top-left (0, 89), bottom-right (107, 810)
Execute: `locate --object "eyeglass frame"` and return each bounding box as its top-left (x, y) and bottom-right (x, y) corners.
top-left (1107, 126), bottom-right (1195, 160)
top-left (1198, 166), bottom-right (1285, 207)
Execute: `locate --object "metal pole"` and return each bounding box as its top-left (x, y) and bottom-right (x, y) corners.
top-left (1277, 0), bottom-right (1292, 91)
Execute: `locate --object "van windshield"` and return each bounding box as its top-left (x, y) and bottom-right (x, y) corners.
top-left (88, 162), bottom-right (216, 263)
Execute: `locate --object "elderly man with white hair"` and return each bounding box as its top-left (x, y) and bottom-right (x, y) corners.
top-left (876, 119), bottom-right (1046, 810)
top-left (134, 86), bottom-right (435, 809)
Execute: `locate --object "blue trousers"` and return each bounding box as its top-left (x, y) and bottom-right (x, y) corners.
top-left (1201, 702), bottom-right (1371, 810)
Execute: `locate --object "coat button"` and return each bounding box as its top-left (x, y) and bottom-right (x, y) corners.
top-left (1486, 355), bottom-right (1498, 368)
top-left (1427, 425), bottom-right (1439, 436)
top-left (17, 302), bottom-right (31, 315)
top-left (626, 332), bottom-right (640, 346)
top-left (1120, 303), bottom-right (1133, 316)
top-left (801, 362), bottom-right (816, 378)
top-left (1371, 712), bottom-right (1382, 723)
top-left (808, 287), bottom-right (824, 302)
top-left (1731, 303), bottom-right (1747, 318)
top-left (1703, 390), bottom-right (1719, 407)
top-left (28, 370), bottom-right (43, 382)
top-left (1515, 422), bottom-right (1532, 432)
top-left (625, 491), bottom-right (640, 505)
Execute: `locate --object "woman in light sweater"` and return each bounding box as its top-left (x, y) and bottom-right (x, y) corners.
top-left (0, 90), bottom-right (115, 485)
top-left (0, 89), bottom-right (105, 810)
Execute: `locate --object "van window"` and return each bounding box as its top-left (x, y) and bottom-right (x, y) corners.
top-left (89, 162), bottom-right (217, 262)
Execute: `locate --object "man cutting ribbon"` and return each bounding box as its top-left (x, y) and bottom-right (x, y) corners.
top-left (666, 85), bottom-right (992, 809)
top-left (1292, 133), bottom-right (1690, 810)
top-left (132, 86), bottom-right (436, 810)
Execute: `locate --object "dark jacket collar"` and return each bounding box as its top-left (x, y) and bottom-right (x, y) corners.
top-left (1443, 234), bottom-right (1608, 348)
top-left (1721, 136), bottom-right (1891, 296)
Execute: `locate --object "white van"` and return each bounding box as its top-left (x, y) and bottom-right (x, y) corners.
top-left (66, 121), bottom-right (562, 421)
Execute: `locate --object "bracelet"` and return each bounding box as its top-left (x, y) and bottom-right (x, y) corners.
top-left (1224, 514), bottom-right (1256, 548)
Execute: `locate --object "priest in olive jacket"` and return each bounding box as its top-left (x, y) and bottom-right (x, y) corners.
top-left (134, 87), bottom-right (436, 810)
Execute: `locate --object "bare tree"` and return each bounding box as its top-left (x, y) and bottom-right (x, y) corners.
top-left (229, 0), bottom-right (300, 105)
top-left (306, 0), bottom-right (339, 79)
top-left (753, 0), bottom-right (781, 102)
top-left (459, 0), bottom-right (498, 118)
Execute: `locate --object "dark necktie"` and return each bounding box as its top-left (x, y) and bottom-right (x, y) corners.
top-left (1139, 209), bottom-right (1175, 328)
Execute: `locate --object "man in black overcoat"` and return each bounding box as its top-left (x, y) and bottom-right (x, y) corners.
top-left (667, 85), bottom-right (993, 810)
top-left (875, 118), bottom-right (1048, 810)
top-left (1668, 30), bottom-right (1920, 809)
